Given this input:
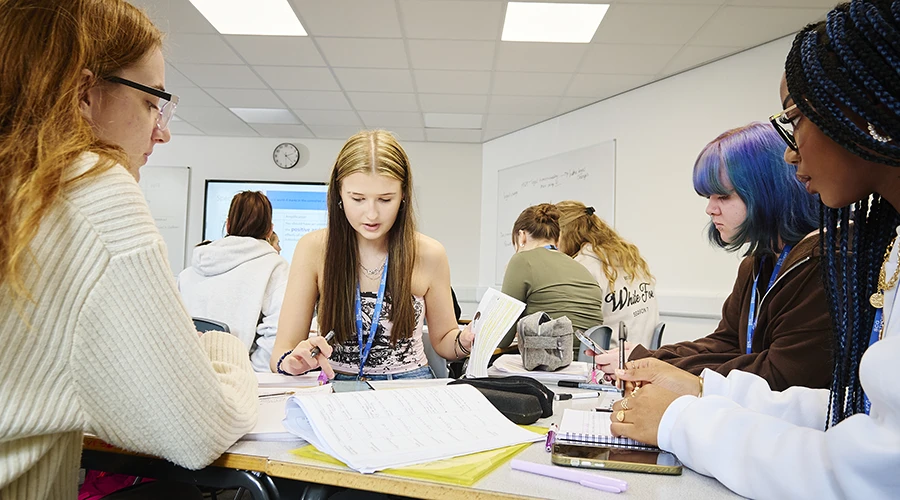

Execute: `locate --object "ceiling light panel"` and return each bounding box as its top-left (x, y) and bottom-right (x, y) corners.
top-left (502, 2), bottom-right (609, 43)
top-left (424, 113), bottom-right (483, 129)
top-left (188, 0), bottom-right (307, 36)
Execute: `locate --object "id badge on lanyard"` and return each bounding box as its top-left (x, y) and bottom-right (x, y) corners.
top-left (746, 246), bottom-right (792, 355)
top-left (356, 255), bottom-right (388, 379)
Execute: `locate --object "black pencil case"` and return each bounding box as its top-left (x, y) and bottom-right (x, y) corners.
top-left (449, 376), bottom-right (554, 424)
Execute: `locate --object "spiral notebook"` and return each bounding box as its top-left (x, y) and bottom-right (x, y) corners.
top-left (557, 408), bottom-right (659, 451)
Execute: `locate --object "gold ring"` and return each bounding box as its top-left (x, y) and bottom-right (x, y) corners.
top-left (616, 410), bottom-right (625, 422)
top-left (621, 398), bottom-right (629, 410)
top-left (631, 386), bottom-right (640, 397)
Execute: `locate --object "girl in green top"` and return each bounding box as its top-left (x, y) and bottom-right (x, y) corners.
top-left (499, 203), bottom-right (605, 354)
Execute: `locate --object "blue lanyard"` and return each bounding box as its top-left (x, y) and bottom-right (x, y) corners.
top-left (863, 309), bottom-right (884, 415)
top-left (746, 246), bottom-right (792, 355)
top-left (544, 245), bottom-right (557, 250)
top-left (355, 255), bottom-right (388, 378)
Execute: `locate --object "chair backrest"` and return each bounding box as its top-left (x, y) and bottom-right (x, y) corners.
top-left (421, 327), bottom-right (449, 379)
top-left (650, 322), bottom-right (666, 350)
top-left (576, 325), bottom-right (612, 363)
top-left (192, 317), bottom-right (231, 333)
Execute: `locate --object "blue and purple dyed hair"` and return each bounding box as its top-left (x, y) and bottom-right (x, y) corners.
top-left (692, 121), bottom-right (818, 257)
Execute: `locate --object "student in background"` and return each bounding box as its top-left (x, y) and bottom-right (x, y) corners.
top-left (594, 122), bottom-right (831, 391)
top-left (498, 203), bottom-right (605, 355)
top-left (179, 191), bottom-right (289, 372)
top-left (610, 3), bottom-right (900, 497)
top-left (272, 130), bottom-right (474, 380)
top-left (268, 231), bottom-right (281, 254)
top-left (0, 0), bottom-right (270, 496)
top-left (557, 200), bottom-right (659, 349)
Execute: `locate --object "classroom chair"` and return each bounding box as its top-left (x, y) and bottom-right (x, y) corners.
top-left (650, 322), bottom-right (666, 350)
top-left (421, 327), bottom-right (449, 379)
top-left (192, 317), bottom-right (231, 333)
top-left (576, 325), bottom-right (612, 364)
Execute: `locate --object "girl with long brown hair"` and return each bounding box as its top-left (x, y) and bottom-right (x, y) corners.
top-left (272, 130), bottom-right (473, 380)
top-left (0, 0), bottom-right (267, 496)
top-left (557, 200), bottom-right (659, 349)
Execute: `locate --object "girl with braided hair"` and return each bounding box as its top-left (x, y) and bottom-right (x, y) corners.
top-left (604, 1), bottom-right (900, 498)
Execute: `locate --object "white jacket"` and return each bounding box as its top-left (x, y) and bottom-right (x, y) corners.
top-left (657, 227), bottom-right (900, 499)
top-left (178, 236), bottom-right (289, 372)
top-left (574, 245), bottom-right (659, 348)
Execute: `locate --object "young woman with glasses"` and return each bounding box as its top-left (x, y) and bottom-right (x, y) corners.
top-left (608, 1), bottom-right (900, 497)
top-left (0, 1), bottom-right (267, 497)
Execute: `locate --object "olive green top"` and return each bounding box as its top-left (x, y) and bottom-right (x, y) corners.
top-left (499, 247), bottom-right (604, 348)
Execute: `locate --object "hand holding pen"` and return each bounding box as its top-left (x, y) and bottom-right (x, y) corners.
top-left (281, 331), bottom-right (336, 379)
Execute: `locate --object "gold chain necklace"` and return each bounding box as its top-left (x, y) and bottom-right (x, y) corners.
top-left (869, 235), bottom-right (900, 309)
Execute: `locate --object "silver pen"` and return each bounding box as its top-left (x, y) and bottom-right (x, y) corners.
top-left (309, 330), bottom-right (335, 358)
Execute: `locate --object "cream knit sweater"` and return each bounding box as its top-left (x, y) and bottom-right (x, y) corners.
top-left (0, 154), bottom-right (258, 499)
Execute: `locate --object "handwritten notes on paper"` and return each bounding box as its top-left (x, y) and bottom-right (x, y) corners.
top-left (282, 385), bottom-right (543, 473)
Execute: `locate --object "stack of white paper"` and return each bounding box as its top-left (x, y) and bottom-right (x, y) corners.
top-left (488, 354), bottom-right (591, 382)
top-left (243, 374), bottom-right (333, 442)
top-left (282, 384), bottom-right (544, 473)
top-left (466, 288), bottom-right (526, 378)
top-left (256, 371), bottom-right (322, 388)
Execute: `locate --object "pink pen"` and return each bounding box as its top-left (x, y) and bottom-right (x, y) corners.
top-left (545, 423), bottom-right (558, 452)
top-left (317, 370), bottom-right (330, 385)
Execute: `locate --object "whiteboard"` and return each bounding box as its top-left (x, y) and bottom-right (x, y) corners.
top-left (139, 166), bottom-right (190, 275)
top-left (495, 140), bottom-right (616, 284)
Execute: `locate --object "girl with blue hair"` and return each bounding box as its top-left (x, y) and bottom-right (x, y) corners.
top-left (609, 1), bottom-right (900, 498)
top-left (594, 122), bottom-right (832, 392)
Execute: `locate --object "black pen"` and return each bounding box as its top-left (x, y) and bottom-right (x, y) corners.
top-left (309, 330), bottom-right (335, 358)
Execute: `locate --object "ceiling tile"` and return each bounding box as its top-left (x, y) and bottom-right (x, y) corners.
top-left (192, 120), bottom-right (259, 136)
top-left (294, 109), bottom-right (363, 126)
top-left (333, 69), bottom-right (414, 92)
top-left (276, 90), bottom-right (352, 110)
top-left (165, 34), bottom-right (242, 64)
top-left (249, 124), bottom-right (315, 138)
top-left (168, 87), bottom-right (220, 107)
top-left (566, 74), bottom-right (653, 98)
top-left (174, 64), bottom-right (267, 89)
top-left (418, 94), bottom-right (488, 114)
top-left (488, 96), bottom-right (560, 115)
top-left (557, 96), bottom-right (598, 114)
top-left (291, 0), bottom-right (402, 37)
top-left (255, 66), bottom-right (340, 91)
top-left (131, 0), bottom-right (216, 34)
top-left (383, 127), bottom-right (426, 142)
top-left (407, 40), bottom-right (495, 71)
top-left (168, 121), bottom-right (205, 136)
top-left (399, 0), bottom-right (502, 40)
top-left (413, 70), bottom-right (491, 94)
top-left (174, 106), bottom-right (238, 123)
top-left (485, 114), bottom-right (550, 130)
top-left (317, 38), bottom-right (409, 69)
top-left (207, 89), bottom-right (284, 108)
top-left (495, 42), bottom-right (587, 73)
top-left (661, 45), bottom-right (742, 76)
top-left (359, 111), bottom-right (423, 128)
top-left (492, 72), bottom-right (571, 96)
top-left (224, 36), bottom-right (326, 66)
top-left (580, 44), bottom-right (682, 75)
top-left (346, 92), bottom-right (420, 112)
top-left (165, 64), bottom-right (195, 88)
top-left (691, 6), bottom-right (828, 47)
top-left (425, 128), bottom-right (482, 143)
top-left (230, 108), bottom-right (300, 124)
top-left (308, 125), bottom-right (365, 139)
top-left (727, 0), bottom-right (836, 7)
top-left (592, 4), bottom-right (719, 45)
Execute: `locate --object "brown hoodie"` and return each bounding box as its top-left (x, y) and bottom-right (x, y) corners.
top-left (629, 233), bottom-right (833, 391)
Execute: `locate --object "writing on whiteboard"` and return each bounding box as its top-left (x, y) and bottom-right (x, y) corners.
top-left (501, 167), bottom-right (590, 202)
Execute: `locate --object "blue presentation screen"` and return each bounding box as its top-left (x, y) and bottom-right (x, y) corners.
top-left (203, 180), bottom-right (328, 264)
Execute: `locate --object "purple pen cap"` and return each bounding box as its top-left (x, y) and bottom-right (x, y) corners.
top-left (317, 370), bottom-right (330, 385)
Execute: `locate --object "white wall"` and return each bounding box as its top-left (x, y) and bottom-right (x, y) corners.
top-left (145, 135), bottom-right (483, 303)
top-left (481, 36), bottom-right (796, 344)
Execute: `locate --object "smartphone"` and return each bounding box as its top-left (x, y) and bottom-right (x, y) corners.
top-left (551, 442), bottom-right (683, 475)
top-left (575, 329), bottom-right (606, 355)
top-left (331, 380), bottom-right (373, 393)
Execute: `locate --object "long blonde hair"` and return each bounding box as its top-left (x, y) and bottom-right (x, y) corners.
top-left (320, 130), bottom-right (418, 345)
top-left (557, 200), bottom-right (653, 289)
top-left (0, 0), bottom-right (162, 300)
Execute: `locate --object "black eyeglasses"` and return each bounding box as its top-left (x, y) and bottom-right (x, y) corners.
top-left (769, 103), bottom-right (800, 152)
top-left (104, 76), bottom-right (179, 131)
